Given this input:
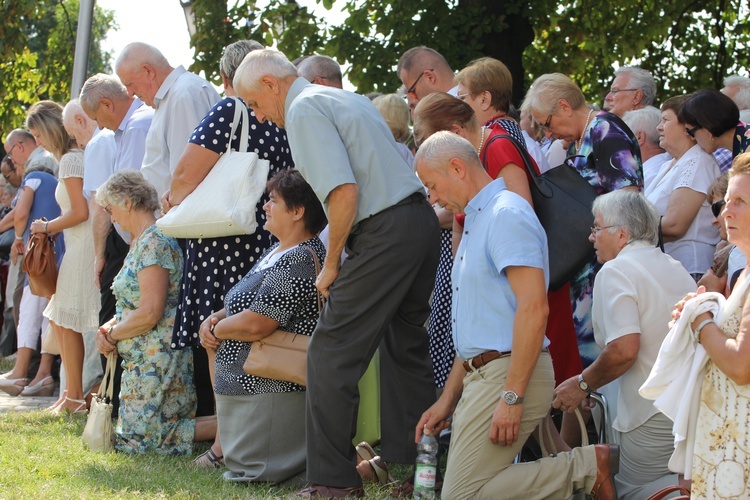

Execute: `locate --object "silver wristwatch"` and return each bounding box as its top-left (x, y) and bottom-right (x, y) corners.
top-left (578, 374), bottom-right (592, 394)
top-left (502, 390), bottom-right (524, 405)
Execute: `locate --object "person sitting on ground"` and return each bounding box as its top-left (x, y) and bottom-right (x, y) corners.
top-left (553, 190), bottom-right (695, 499)
top-left (414, 131), bottom-right (619, 500)
top-left (645, 95), bottom-right (721, 281)
top-left (95, 170), bottom-right (215, 455)
top-left (198, 169), bottom-right (326, 484)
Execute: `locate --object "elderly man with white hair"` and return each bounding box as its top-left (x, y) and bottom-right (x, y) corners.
top-left (603, 66), bottom-right (656, 118)
top-left (622, 106), bottom-right (670, 189)
top-left (721, 74), bottom-right (750, 123)
top-left (114, 42), bottom-right (219, 197)
top-left (234, 48), bottom-right (439, 498)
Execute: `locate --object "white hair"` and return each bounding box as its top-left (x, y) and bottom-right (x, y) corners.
top-left (79, 73), bottom-right (129, 111)
top-left (414, 130), bottom-right (480, 173)
top-left (593, 190), bottom-right (660, 244)
top-left (622, 105), bottom-right (661, 145)
top-left (615, 66), bottom-right (656, 106)
top-left (724, 75), bottom-right (750, 110)
top-left (234, 49), bottom-right (299, 96)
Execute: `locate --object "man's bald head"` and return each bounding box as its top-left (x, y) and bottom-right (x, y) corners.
top-left (62, 99), bottom-right (98, 148)
top-left (114, 42), bottom-right (173, 107)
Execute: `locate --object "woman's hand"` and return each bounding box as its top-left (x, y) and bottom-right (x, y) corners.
top-left (671, 285), bottom-right (706, 326)
top-left (199, 315), bottom-right (221, 350)
top-left (12, 238), bottom-right (24, 261)
top-left (161, 190), bottom-right (173, 213)
top-left (95, 326), bottom-right (118, 355)
top-left (29, 219), bottom-right (47, 234)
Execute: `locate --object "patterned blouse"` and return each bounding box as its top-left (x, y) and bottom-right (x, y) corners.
top-left (214, 238), bottom-right (326, 396)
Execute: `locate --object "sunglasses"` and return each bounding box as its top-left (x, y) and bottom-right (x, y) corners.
top-left (405, 69), bottom-right (432, 101)
top-left (686, 125), bottom-right (701, 138)
top-left (711, 199), bottom-right (725, 218)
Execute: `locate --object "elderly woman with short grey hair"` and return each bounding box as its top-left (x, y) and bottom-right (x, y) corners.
top-left (95, 170), bottom-right (216, 454)
top-left (161, 39), bottom-right (294, 467)
top-left (553, 190), bottom-right (695, 499)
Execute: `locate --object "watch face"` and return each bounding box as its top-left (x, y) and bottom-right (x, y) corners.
top-left (503, 391), bottom-right (517, 404)
top-left (579, 378), bottom-right (589, 392)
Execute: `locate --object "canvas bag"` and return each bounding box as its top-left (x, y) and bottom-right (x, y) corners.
top-left (156, 97), bottom-right (270, 238)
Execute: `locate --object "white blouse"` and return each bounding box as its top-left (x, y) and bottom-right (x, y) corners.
top-left (645, 144), bottom-right (721, 274)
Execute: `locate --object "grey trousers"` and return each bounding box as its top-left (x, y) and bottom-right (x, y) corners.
top-left (306, 194), bottom-right (440, 488)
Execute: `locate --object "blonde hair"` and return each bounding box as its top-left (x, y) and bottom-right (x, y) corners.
top-left (523, 73), bottom-right (586, 115)
top-left (456, 57), bottom-right (513, 113)
top-left (372, 94), bottom-right (411, 143)
top-left (729, 152), bottom-right (750, 179)
top-left (25, 100), bottom-right (75, 160)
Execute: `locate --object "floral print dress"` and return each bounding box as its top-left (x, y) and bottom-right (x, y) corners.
top-left (568, 111), bottom-right (643, 366)
top-left (113, 225), bottom-right (195, 455)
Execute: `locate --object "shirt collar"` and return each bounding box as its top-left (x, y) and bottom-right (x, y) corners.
top-left (619, 239), bottom-right (654, 255)
top-left (117, 98), bottom-right (145, 133)
top-left (153, 66), bottom-right (186, 108)
top-left (465, 178), bottom-right (507, 217)
top-left (285, 77), bottom-right (312, 118)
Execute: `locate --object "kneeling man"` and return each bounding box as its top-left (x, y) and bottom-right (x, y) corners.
top-left (414, 131), bottom-right (618, 499)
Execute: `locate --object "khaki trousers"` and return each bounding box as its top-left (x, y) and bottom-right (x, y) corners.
top-left (442, 353), bottom-right (598, 499)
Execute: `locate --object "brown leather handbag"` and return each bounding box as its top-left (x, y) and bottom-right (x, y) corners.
top-left (243, 246), bottom-right (323, 386)
top-left (22, 232), bottom-right (58, 298)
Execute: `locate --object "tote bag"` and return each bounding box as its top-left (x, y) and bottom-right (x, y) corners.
top-left (157, 97), bottom-right (270, 238)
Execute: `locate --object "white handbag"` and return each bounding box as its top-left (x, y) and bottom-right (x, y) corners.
top-left (156, 97), bottom-right (270, 239)
top-left (81, 353), bottom-right (116, 453)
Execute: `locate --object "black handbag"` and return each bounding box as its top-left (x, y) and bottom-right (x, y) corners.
top-left (482, 134), bottom-right (599, 290)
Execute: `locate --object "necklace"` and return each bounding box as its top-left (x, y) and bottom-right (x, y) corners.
top-left (576, 108), bottom-right (595, 152)
top-left (477, 127), bottom-right (487, 154)
top-left (133, 219), bottom-right (155, 243)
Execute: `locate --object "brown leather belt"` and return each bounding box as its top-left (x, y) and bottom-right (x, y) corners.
top-left (462, 348), bottom-right (549, 372)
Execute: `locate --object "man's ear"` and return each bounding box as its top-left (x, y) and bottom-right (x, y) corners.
top-left (260, 75), bottom-right (279, 94)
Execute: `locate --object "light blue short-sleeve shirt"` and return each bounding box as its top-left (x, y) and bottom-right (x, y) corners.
top-left (284, 78), bottom-right (424, 224)
top-left (451, 179), bottom-right (550, 359)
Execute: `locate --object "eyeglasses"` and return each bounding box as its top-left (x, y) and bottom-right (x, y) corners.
top-left (2, 163), bottom-right (16, 180)
top-left (6, 143), bottom-right (17, 158)
top-left (457, 93), bottom-right (471, 101)
top-left (590, 225), bottom-right (616, 236)
top-left (104, 204), bottom-right (113, 215)
top-left (537, 114), bottom-right (553, 131)
top-left (405, 69), bottom-right (432, 101)
top-left (711, 199), bottom-right (725, 218)
top-left (686, 125), bottom-right (702, 138)
top-left (607, 88), bottom-right (638, 95)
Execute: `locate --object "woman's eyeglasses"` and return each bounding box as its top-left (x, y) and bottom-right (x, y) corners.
top-left (686, 125), bottom-right (702, 138)
top-left (711, 199), bottom-right (725, 218)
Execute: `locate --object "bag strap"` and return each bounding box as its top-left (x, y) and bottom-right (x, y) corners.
top-left (482, 133), bottom-right (541, 188)
top-left (102, 352), bottom-right (116, 401)
top-left (300, 245), bottom-right (325, 314)
top-left (225, 97), bottom-right (250, 155)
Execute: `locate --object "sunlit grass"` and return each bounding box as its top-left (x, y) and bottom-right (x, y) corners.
top-left (0, 408), bottom-right (413, 498)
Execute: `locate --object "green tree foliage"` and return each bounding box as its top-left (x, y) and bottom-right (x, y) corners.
top-left (190, 0), bottom-right (750, 105)
top-left (0, 0), bottom-right (115, 137)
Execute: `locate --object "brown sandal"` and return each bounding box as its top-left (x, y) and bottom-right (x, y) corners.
top-left (193, 448), bottom-right (224, 468)
top-left (296, 485), bottom-right (365, 498)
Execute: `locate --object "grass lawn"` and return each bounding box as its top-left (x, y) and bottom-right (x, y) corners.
top-left (0, 409), bottom-right (413, 499)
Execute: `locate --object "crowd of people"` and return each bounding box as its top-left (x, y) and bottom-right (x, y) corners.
top-left (0, 37), bottom-right (747, 499)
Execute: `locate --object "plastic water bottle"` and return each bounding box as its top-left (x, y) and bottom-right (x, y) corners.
top-left (413, 427), bottom-right (439, 499)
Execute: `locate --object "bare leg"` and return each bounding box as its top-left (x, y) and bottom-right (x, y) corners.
top-left (560, 406), bottom-right (591, 447)
top-left (49, 324), bottom-right (67, 409)
top-left (5, 346), bottom-right (33, 379)
top-left (194, 415), bottom-right (218, 442)
top-left (54, 323), bottom-right (86, 413)
top-left (205, 348), bottom-right (222, 453)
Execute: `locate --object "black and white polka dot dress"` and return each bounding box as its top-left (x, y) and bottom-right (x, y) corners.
top-left (428, 229), bottom-right (455, 388)
top-left (171, 97), bottom-right (293, 349)
top-left (214, 238), bottom-right (326, 395)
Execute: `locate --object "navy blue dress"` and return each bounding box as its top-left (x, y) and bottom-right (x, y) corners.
top-left (171, 97), bottom-right (294, 349)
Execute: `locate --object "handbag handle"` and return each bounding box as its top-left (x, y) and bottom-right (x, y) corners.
top-left (225, 97), bottom-right (251, 155)
top-left (300, 245), bottom-right (325, 314)
top-left (101, 352), bottom-right (116, 402)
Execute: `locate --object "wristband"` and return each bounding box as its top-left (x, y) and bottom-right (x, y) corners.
top-left (14, 234), bottom-right (23, 240)
top-left (693, 318), bottom-right (714, 343)
top-left (106, 324), bottom-right (118, 345)
top-left (44, 221), bottom-right (49, 233)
